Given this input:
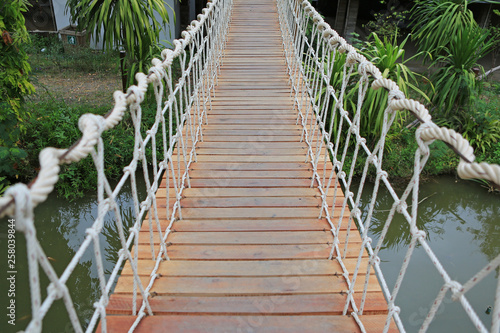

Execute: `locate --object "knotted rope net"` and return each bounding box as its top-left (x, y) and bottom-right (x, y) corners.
top-left (0, 0), bottom-right (232, 331)
top-left (277, 0), bottom-right (500, 332)
top-left (1, 0), bottom-right (499, 332)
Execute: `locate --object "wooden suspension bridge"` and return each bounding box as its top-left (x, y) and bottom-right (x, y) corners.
top-left (102, 0), bottom-right (395, 331)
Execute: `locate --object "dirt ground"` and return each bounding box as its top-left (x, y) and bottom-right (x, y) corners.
top-left (31, 71), bottom-right (122, 106)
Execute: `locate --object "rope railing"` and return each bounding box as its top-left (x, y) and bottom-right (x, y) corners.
top-left (0, 0), bottom-right (232, 331)
top-left (277, 0), bottom-right (500, 332)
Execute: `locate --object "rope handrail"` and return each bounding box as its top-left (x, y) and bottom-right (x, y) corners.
top-left (276, 0), bottom-right (500, 332)
top-left (1, 0), bottom-right (499, 331)
top-left (0, 0), bottom-right (233, 331)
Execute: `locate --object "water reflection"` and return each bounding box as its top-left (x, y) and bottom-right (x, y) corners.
top-left (0, 177), bottom-right (146, 333)
top-left (353, 176), bottom-right (500, 332)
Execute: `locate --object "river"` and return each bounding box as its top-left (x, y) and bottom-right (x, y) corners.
top-left (0, 175), bottom-right (498, 332)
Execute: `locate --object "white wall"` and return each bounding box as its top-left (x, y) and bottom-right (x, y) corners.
top-left (50, 0), bottom-right (180, 49)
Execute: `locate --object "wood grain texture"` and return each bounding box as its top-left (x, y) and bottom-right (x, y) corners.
top-left (105, 0), bottom-right (390, 331)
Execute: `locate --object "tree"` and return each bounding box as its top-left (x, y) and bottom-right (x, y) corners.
top-left (0, 0), bottom-right (34, 191)
top-left (66, 0), bottom-right (172, 85)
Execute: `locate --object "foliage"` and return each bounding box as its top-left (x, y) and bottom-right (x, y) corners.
top-left (411, 0), bottom-right (477, 60)
top-left (27, 34), bottom-right (118, 75)
top-left (342, 127), bottom-right (459, 182)
top-left (18, 99), bottom-right (158, 199)
top-left (458, 82), bottom-right (500, 156)
top-left (490, 9), bottom-right (500, 66)
top-left (351, 33), bottom-right (430, 140)
top-left (364, 0), bottom-right (409, 39)
top-left (429, 25), bottom-right (495, 117)
top-left (66, 0), bottom-right (171, 85)
top-left (317, 32), bottom-right (430, 152)
top-left (0, 0), bottom-right (35, 189)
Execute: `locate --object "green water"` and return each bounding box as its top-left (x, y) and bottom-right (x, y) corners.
top-left (0, 180), bottom-right (144, 333)
top-left (0, 176), bottom-right (498, 332)
top-left (355, 176), bottom-right (499, 332)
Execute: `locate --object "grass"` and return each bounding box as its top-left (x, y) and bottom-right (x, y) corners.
top-left (18, 33), bottom-right (183, 199)
top-left (18, 34), bottom-right (129, 198)
top-left (27, 34), bottom-right (119, 76)
top-left (12, 33), bottom-right (500, 198)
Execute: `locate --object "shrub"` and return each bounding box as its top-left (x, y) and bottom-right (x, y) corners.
top-left (0, 0), bottom-right (35, 189)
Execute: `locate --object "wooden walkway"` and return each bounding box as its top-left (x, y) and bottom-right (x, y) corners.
top-left (104, 0), bottom-right (393, 331)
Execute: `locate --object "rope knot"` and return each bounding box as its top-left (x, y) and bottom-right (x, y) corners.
top-left (389, 305), bottom-right (401, 315)
top-left (366, 154), bottom-right (377, 164)
top-left (377, 170), bottom-right (388, 180)
top-left (388, 88), bottom-right (405, 104)
top-left (47, 282), bottom-right (66, 300)
top-left (447, 281), bottom-right (463, 300)
top-left (123, 165), bottom-right (136, 175)
top-left (313, 13), bottom-right (323, 24)
top-left (369, 255), bottom-right (381, 266)
top-left (395, 200), bottom-right (407, 214)
top-left (322, 28), bottom-right (337, 40)
top-left (351, 207), bottom-right (361, 219)
top-left (346, 52), bottom-right (365, 66)
top-left (129, 227), bottom-right (139, 239)
top-left (5, 183), bottom-right (33, 229)
top-left (94, 301), bottom-right (107, 314)
top-left (85, 227), bottom-right (98, 239)
top-left (412, 229), bottom-right (426, 241)
top-left (149, 65), bottom-right (166, 82)
top-left (127, 86), bottom-right (145, 105)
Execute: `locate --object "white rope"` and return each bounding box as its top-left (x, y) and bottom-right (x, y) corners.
top-left (0, 0), bottom-right (232, 331)
top-left (277, 0), bottom-right (500, 332)
top-left (1, 0), bottom-right (498, 331)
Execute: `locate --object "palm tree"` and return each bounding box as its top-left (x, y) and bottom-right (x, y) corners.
top-left (66, 0), bottom-right (172, 86)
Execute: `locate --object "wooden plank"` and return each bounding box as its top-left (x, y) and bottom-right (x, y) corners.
top-left (168, 218), bottom-right (350, 232)
top-left (138, 230), bottom-right (362, 246)
top-left (121, 258), bottom-right (373, 278)
top-left (200, 135), bottom-right (301, 142)
top-left (176, 196), bottom-right (321, 207)
top-left (122, 259), bottom-right (341, 277)
top-left (161, 178), bottom-right (317, 188)
top-left (134, 244), bottom-right (333, 260)
top-left (104, 0), bottom-right (389, 330)
top-left (159, 231), bottom-right (335, 245)
top-left (101, 315), bottom-right (363, 333)
top-left (185, 162), bottom-right (321, 171)
top-left (197, 141), bottom-right (307, 148)
top-left (196, 148), bottom-right (307, 155)
top-left (172, 207), bottom-right (334, 219)
top-left (114, 275), bottom-right (350, 296)
top-left (167, 170), bottom-right (314, 179)
top-left (138, 217), bottom-right (353, 233)
top-left (159, 187), bottom-right (324, 197)
top-left (107, 293), bottom-right (388, 315)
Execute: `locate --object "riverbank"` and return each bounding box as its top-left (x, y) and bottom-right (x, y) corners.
top-left (6, 34), bottom-right (500, 198)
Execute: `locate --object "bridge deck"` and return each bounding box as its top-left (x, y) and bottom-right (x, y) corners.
top-left (104, 0), bottom-right (393, 331)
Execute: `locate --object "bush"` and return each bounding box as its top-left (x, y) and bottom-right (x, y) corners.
top-left (18, 99), bottom-right (157, 199)
top-left (0, 0), bottom-right (35, 190)
top-left (429, 25), bottom-right (495, 117)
